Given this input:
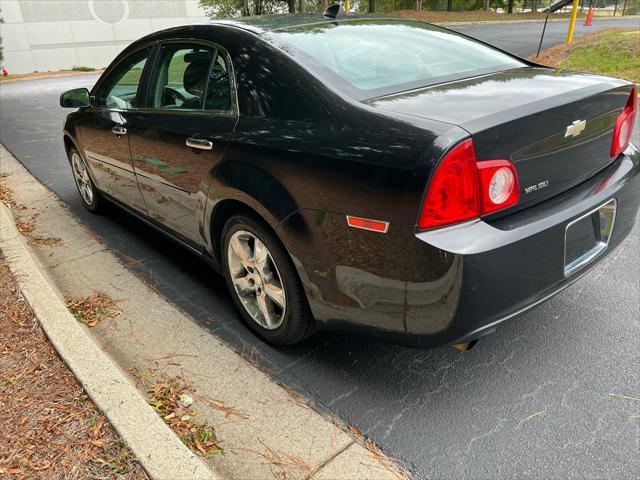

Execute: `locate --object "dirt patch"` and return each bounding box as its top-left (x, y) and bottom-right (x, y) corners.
top-left (530, 28), bottom-right (639, 82)
top-left (67, 292), bottom-right (122, 327)
top-left (528, 28), bottom-right (611, 64)
top-left (0, 69), bottom-right (103, 83)
top-left (0, 254), bottom-right (148, 479)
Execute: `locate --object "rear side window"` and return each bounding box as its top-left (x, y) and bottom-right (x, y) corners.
top-left (146, 45), bottom-right (215, 110)
top-left (145, 44), bottom-right (232, 112)
top-left (265, 20), bottom-right (525, 99)
top-left (97, 48), bottom-right (150, 109)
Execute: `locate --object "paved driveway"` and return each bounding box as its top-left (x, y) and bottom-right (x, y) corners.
top-left (1, 19), bottom-right (638, 479)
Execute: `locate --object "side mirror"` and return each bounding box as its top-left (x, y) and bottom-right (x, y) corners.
top-left (60, 88), bottom-right (91, 108)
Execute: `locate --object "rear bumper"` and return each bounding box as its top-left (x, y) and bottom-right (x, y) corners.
top-left (410, 147), bottom-right (639, 347)
top-left (280, 146), bottom-right (640, 348)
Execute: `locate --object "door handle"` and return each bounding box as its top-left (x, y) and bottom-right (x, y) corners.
top-left (186, 137), bottom-right (213, 151)
top-left (112, 126), bottom-right (127, 135)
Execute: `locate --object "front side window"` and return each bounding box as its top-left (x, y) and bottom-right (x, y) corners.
top-left (96, 48), bottom-right (150, 109)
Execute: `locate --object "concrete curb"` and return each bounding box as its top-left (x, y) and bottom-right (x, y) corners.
top-left (0, 202), bottom-right (216, 480)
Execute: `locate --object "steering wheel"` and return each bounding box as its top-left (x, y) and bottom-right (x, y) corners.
top-left (163, 86), bottom-right (187, 106)
top-left (106, 95), bottom-right (131, 109)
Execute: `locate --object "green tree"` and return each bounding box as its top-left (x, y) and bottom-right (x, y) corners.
top-left (199, 0), bottom-right (284, 17)
top-left (199, 0), bottom-right (325, 16)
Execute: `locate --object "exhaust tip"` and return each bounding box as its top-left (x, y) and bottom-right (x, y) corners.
top-left (452, 339), bottom-right (478, 352)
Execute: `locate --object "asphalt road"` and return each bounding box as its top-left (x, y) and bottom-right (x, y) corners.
top-left (449, 17), bottom-right (640, 57)
top-left (1, 19), bottom-right (639, 479)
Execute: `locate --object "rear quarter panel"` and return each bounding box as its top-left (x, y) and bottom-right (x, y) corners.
top-left (203, 30), bottom-right (467, 330)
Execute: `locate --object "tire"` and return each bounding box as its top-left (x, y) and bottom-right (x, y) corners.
top-left (221, 214), bottom-right (316, 346)
top-left (68, 147), bottom-right (103, 213)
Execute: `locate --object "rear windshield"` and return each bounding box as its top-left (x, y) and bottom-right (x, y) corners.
top-left (264, 19), bottom-right (526, 100)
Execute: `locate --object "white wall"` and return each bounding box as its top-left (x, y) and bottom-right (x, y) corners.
top-left (0, 0), bottom-right (210, 74)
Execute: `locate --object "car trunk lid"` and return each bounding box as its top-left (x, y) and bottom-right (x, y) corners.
top-left (367, 67), bottom-right (633, 212)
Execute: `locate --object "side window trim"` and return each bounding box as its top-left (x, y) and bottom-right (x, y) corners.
top-left (201, 49), bottom-right (220, 111)
top-left (138, 43), bottom-right (161, 111)
top-left (90, 42), bottom-right (158, 112)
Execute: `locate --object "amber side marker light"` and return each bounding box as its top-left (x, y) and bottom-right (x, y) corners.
top-left (346, 216), bottom-right (390, 233)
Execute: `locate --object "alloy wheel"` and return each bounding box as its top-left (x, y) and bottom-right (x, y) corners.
top-left (71, 152), bottom-right (94, 206)
top-left (227, 230), bottom-right (286, 330)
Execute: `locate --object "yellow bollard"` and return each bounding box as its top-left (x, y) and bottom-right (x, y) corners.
top-left (566, 0), bottom-right (580, 44)
top-left (345, 0), bottom-right (350, 12)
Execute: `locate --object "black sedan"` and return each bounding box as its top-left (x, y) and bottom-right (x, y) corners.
top-left (60, 11), bottom-right (639, 348)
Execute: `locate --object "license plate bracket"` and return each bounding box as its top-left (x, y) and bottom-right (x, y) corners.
top-left (564, 199), bottom-right (617, 277)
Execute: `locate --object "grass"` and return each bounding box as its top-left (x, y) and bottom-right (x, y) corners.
top-left (532, 28), bottom-right (640, 82)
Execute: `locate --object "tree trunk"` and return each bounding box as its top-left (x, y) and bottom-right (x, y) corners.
top-left (416, 0), bottom-right (422, 11)
top-left (369, 0), bottom-right (376, 13)
top-left (483, 0), bottom-right (489, 11)
top-left (531, 0), bottom-right (538, 12)
top-left (289, 0), bottom-right (296, 13)
top-left (320, 0), bottom-right (328, 11)
top-left (447, 0), bottom-right (453, 12)
top-left (298, 0), bottom-right (304, 13)
top-left (508, 0), bottom-right (515, 13)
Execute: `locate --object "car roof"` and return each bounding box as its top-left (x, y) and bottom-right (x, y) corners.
top-left (200, 13), bottom-right (419, 35)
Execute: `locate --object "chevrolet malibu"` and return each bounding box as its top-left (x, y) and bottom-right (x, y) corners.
top-left (60, 12), bottom-right (640, 348)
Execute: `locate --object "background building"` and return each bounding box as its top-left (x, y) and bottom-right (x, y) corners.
top-left (0, 0), bottom-right (209, 74)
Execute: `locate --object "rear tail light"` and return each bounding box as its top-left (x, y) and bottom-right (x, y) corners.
top-left (418, 139), bottom-right (520, 229)
top-left (477, 160), bottom-right (519, 215)
top-left (417, 139), bottom-right (480, 229)
top-left (611, 86), bottom-right (637, 158)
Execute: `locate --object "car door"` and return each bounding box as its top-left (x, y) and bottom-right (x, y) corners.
top-left (125, 41), bottom-right (238, 246)
top-left (79, 47), bottom-right (152, 214)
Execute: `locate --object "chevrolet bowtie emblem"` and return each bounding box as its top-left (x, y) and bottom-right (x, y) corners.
top-left (565, 120), bottom-right (587, 138)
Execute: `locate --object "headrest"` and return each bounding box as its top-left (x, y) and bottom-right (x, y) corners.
top-left (184, 51), bottom-right (211, 63)
top-left (183, 58), bottom-right (210, 97)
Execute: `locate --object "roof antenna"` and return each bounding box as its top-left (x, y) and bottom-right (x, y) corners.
top-left (323, 4), bottom-right (342, 18)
